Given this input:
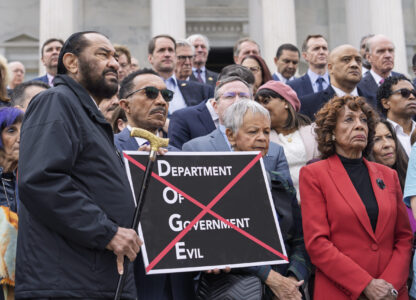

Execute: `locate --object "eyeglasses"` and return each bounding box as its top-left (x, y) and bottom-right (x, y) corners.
top-left (391, 88), bottom-right (416, 99)
top-left (221, 91), bottom-right (251, 100)
top-left (177, 55), bottom-right (194, 61)
top-left (125, 86), bottom-right (174, 102)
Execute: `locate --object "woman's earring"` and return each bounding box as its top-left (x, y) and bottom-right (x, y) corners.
top-left (332, 134), bottom-right (336, 141)
top-left (285, 105), bottom-right (288, 109)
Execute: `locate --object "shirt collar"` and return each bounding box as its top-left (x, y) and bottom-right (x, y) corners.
top-left (206, 99), bottom-right (219, 126)
top-left (218, 124), bottom-right (232, 150)
top-left (192, 66), bottom-right (206, 72)
top-left (370, 69), bottom-right (390, 86)
top-left (307, 69), bottom-right (329, 84)
top-left (387, 118), bottom-right (416, 134)
top-left (331, 84), bottom-right (359, 97)
top-left (275, 72), bottom-right (294, 83)
top-left (47, 73), bottom-right (55, 86)
top-left (127, 125), bottom-right (159, 147)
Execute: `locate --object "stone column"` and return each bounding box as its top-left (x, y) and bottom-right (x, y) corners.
top-left (249, 0), bottom-right (297, 73)
top-left (39, 0), bottom-right (76, 74)
top-left (346, 0), bottom-right (407, 75)
top-left (151, 0), bottom-right (186, 40)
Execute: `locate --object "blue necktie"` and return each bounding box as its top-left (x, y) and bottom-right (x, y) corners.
top-left (316, 77), bottom-right (324, 92)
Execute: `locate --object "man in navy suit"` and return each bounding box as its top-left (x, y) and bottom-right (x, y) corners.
top-left (301, 45), bottom-right (371, 120)
top-left (33, 38), bottom-right (64, 87)
top-left (288, 35), bottom-right (329, 98)
top-left (186, 34), bottom-right (218, 87)
top-left (272, 43), bottom-right (300, 84)
top-left (182, 76), bottom-right (292, 185)
top-left (148, 34), bottom-right (213, 115)
top-left (168, 65), bottom-right (255, 149)
top-left (358, 34), bottom-right (401, 108)
top-left (115, 68), bottom-right (194, 299)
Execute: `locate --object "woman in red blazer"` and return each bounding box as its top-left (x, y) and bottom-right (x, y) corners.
top-left (300, 95), bottom-right (412, 299)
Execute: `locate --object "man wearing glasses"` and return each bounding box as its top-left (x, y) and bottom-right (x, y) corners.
top-left (377, 75), bottom-right (416, 156)
top-left (115, 68), bottom-right (196, 299)
top-left (182, 76), bottom-right (292, 183)
top-left (174, 40), bottom-right (195, 81)
top-left (148, 34), bottom-right (213, 115)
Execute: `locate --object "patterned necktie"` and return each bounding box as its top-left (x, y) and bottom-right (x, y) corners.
top-left (196, 69), bottom-right (204, 83)
top-left (316, 77), bottom-right (324, 92)
top-left (379, 78), bottom-right (385, 85)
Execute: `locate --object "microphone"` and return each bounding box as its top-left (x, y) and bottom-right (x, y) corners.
top-left (376, 178), bottom-right (385, 190)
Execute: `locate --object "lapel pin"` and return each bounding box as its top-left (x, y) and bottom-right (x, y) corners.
top-left (181, 83), bottom-right (187, 87)
top-left (208, 77), bottom-right (213, 81)
top-left (376, 178), bottom-right (385, 190)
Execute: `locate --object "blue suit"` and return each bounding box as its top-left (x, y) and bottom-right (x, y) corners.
top-left (177, 79), bottom-right (214, 107)
top-left (168, 101), bottom-right (216, 149)
top-left (272, 73), bottom-right (280, 81)
top-left (357, 71), bottom-right (402, 110)
top-left (189, 68), bottom-right (218, 88)
top-left (114, 127), bottom-right (194, 300)
top-left (287, 73), bottom-right (314, 98)
top-left (182, 128), bottom-right (293, 185)
top-left (32, 74), bottom-right (50, 86)
top-left (300, 85), bottom-right (373, 120)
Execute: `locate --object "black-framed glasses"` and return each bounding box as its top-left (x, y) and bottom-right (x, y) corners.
top-left (177, 55), bottom-right (194, 61)
top-left (126, 86), bottom-right (174, 102)
top-left (391, 88), bottom-right (416, 99)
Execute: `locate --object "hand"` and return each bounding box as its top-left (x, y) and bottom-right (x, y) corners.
top-left (363, 279), bottom-right (396, 300)
top-left (106, 227), bottom-right (142, 275)
top-left (265, 270), bottom-right (303, 300)
top-left (138, 144), bottom-right (168, 155)
top-left (205, 267), bottom-right (231, 274)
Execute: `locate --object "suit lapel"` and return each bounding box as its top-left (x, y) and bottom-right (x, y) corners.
top-left (119, 128), bottom-right (139, 150)
top-left (327, 155), bottom-right (377, 241)
top-left (209, 129), bottom-right (230, 151)
top-left (197, 104), bottom-right (216, 133)
top-left (364, 160), bottom-right (391, 238)
top-left (303, 74), bottom-right (314, 95)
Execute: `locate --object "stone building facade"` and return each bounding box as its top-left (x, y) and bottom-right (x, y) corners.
top-left (0, 0), bottom-right (414, 79)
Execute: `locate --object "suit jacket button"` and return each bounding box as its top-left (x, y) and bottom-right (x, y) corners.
top-left (371, 243), bottom-right (378, 251)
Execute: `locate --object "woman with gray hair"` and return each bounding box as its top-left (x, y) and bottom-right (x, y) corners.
top-left (210, 100), bottom-right (310, 300)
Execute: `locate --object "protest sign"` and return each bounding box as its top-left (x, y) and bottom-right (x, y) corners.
top-left (123, 151), bottom-right (288, 274)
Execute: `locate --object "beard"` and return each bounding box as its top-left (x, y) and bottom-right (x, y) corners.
top-left (78, 57), bottom-right (119, 100)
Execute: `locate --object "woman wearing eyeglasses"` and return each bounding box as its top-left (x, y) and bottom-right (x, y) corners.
top-left (377, 75), bottom-right (416, 157)
top-left (241, 55), bottom-right (273, 94)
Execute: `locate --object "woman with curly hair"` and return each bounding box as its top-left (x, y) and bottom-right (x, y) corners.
top-left (241, 54), bottom-right (272, 94)
top-left (299, 95), bottom-right (412, 299)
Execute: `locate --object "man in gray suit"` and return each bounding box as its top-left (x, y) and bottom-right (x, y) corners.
top-left (182, 76), bottom-right (292, 184)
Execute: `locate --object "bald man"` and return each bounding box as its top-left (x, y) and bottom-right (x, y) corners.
top-left (358, 34), bottom-right (402, 107)
top-left (300, 44), bottom-right (372, 120)
top-left (8, 61), bottom-right (25, 89)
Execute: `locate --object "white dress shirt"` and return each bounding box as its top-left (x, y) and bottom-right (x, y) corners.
top-left (387, 119), bottom-right (416, 156)
top-left (164, 75), bottom-right (187, 114)
top-left (332, 85), bottom-right (359, 97)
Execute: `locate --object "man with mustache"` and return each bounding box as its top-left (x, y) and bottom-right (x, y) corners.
top-left (301, 44), bottom-right (372, 120)
top-left (358, 34), bottom-right (401, 107)
top-left (99, 93), bottom-right (120, 123)
top-left (16, 31), bottom-right (142, 299)
top-left (33, 38), bottom-right (64, 87)
top-left (115, 68), bottom-right (195, 299)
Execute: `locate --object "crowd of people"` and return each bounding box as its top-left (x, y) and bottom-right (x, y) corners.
top-left (0, 28), bottom-right (415, 300)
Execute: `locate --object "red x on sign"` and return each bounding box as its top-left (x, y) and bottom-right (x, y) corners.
top-left (124, 152), bottom-right (289, 273)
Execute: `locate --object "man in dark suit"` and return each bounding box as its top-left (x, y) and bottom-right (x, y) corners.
top-left (288, 34), bottom-right (329, 98)
top-left (187, 34), bottom-right (218, 87)
top-left (272, 43), bottom-right (300, 84)
top-left (115, 68), bottom-right (194, 299)
top-left (148, 34), bottom-right (213, 115)
top-left (33, 38), bottom-right (64, 86)
top-left (301, 45), bottom-right (370, 120)
top-left (168, 65), bottom-right (255, 149)
top-left (357, 34), bottom-right (401, 107)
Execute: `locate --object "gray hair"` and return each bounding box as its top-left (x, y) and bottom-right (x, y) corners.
top-left (214, 76), bottom-right (252, 103)
top-left (365, 34), bottom-right (394, 54)
top-left (187, 34), bottom-right (210, 52)
top-left (176, 39), bottom-right (195, 54)
top-left (223, 99), bottom-right (270, 134)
